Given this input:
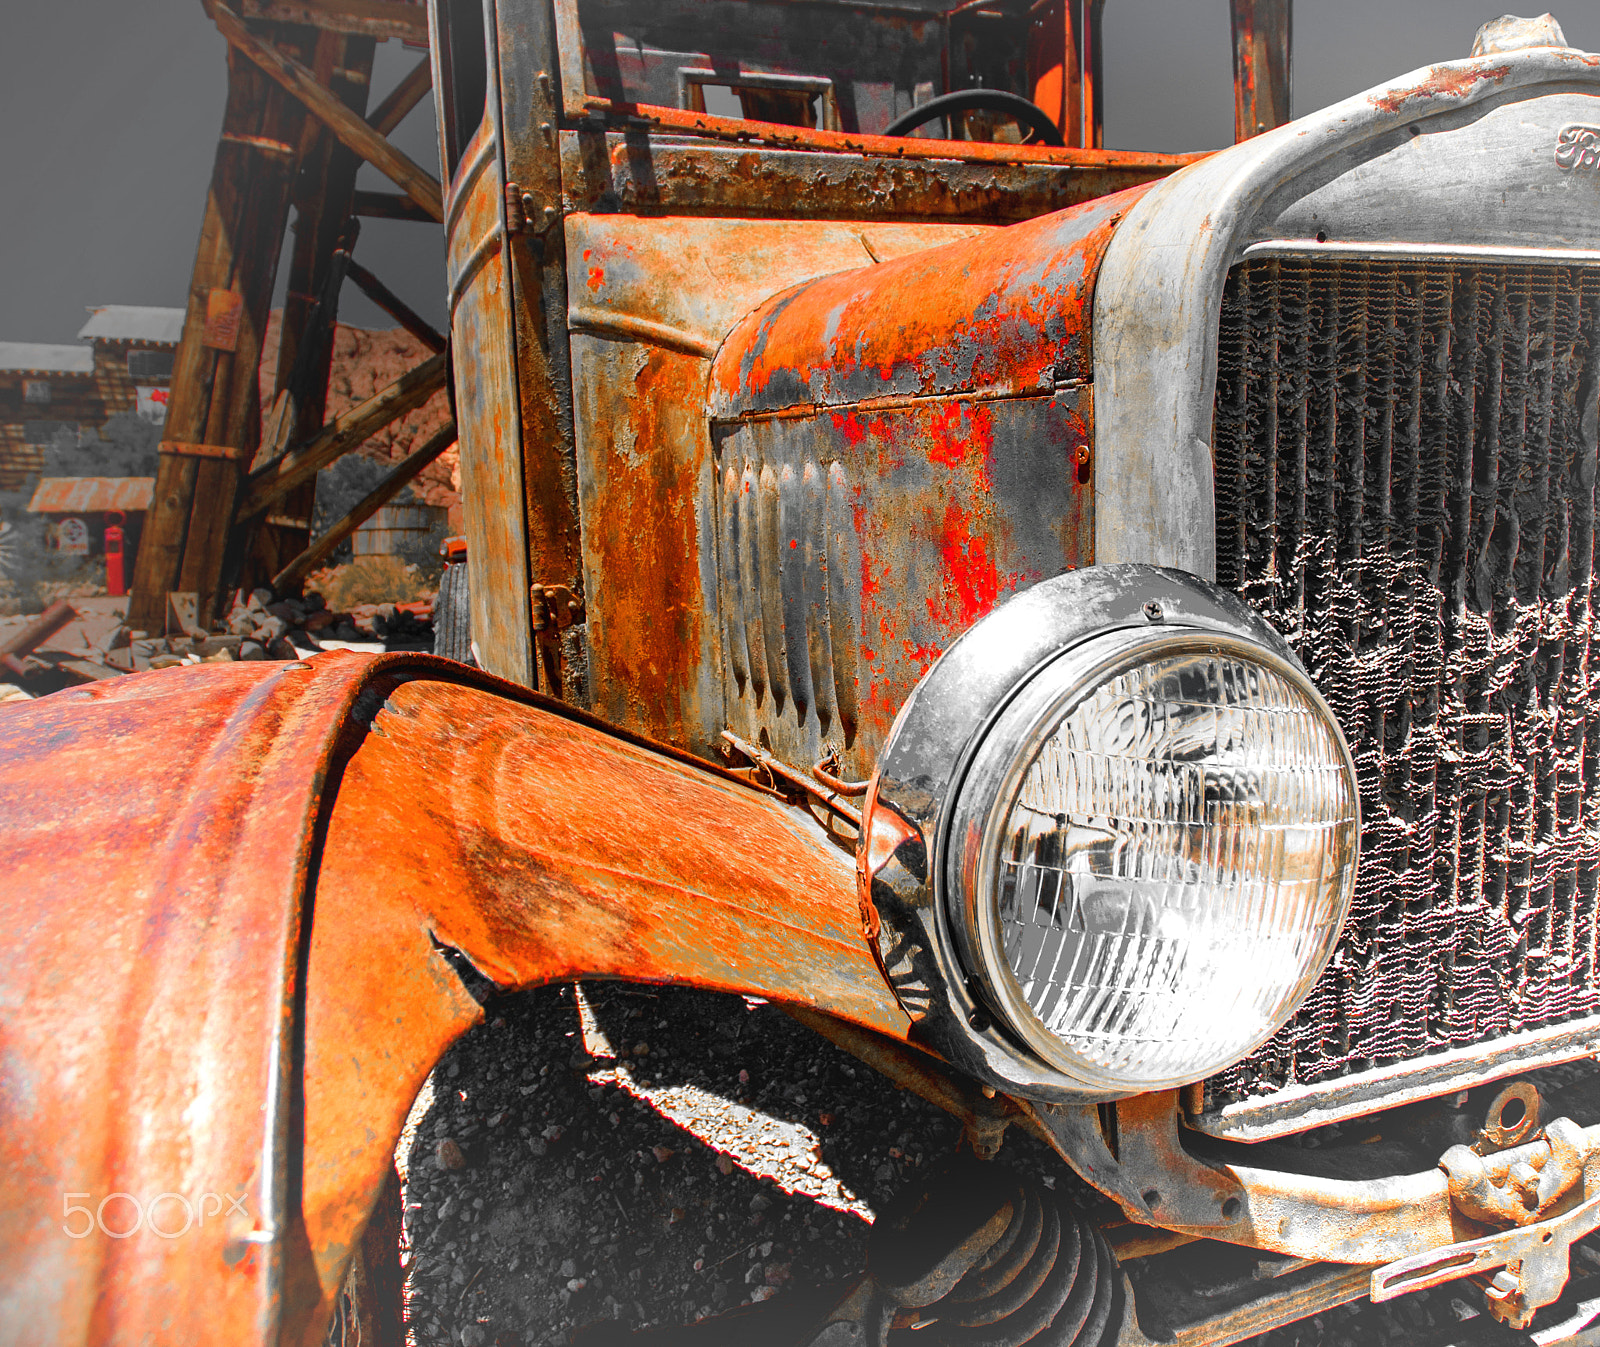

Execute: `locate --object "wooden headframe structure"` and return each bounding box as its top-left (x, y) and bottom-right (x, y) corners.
top-left (129, 0), bottom-right (1290, 633)
top-left (128, 0), bottom-right (451, 630)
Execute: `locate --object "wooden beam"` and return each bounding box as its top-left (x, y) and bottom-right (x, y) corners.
top-left (237, 29), bottom-right (375, 594)
top-left (212, 3), bottom-right (443, 221)
top-left (272, 420), bottom-right (456, 592)
top-left (238, 350), bottom-right (447, 518)
top-left (238, 0), bottom-right (429, 44)
top-left (367, 55), bottom-right (431, 136)
top-left (352, 189), bottom-right (435, 222)
top-left (128, 22), bottom-right (315, 629)
top-left (1230, 0), bottom-right (1292, 141)
top-left (345, 258), bottom-right (446, 352)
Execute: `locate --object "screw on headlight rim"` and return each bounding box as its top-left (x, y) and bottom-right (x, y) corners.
top-left (1142, 600), bottom-right (1164, 622)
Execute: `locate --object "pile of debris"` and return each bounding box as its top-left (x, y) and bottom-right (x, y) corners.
top-left (0, 588), bottom-right (436, 694)
top-left (219, 588), bottom-right (434, 656)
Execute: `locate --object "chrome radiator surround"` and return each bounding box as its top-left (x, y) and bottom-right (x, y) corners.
top-left (1092, 44), bottom-right (1600, 581)
top-left (1090, 44), bottom-right (1600, 1138)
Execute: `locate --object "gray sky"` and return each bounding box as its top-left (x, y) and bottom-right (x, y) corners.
top-left (2, 2), bottom-right (1597, 345)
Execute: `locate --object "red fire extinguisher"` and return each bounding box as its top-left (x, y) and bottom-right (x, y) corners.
top-left (104, 512), bottom-right (126, 598)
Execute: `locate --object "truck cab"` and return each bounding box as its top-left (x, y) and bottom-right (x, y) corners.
top-left (9, 4), bottom-right (1600, 1345)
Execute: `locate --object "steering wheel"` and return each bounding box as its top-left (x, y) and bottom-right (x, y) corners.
top-left (883, 89), bottom-right (1066, 148)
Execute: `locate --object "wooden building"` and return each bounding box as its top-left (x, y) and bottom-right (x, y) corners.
top-left (0, 307), bottom-right (182, 494)
top-left (0, 344), bottom-right (98, 494)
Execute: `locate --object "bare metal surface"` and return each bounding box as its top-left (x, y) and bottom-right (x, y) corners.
top-left (1484, 1081), bottom-right (1548, 1150)
top-left (1092, 47), bottom-right (1600, 582)
top-left (1245, 241), bottom-right (1600, 265)
top-left (1443, 1118), bottom-right (1591, 1228)
top-left (1113, 1094), bottom-right (1248, 1232)
top-left (1118, 1260), bottom-right (1374, 1347)
top-left (1194, 1019), bottom-right (1600, 1142)
top-left (1373, 1187), bottom-right (1600, 1329)
top-left (1474, 15), bottom-right (1569, 57)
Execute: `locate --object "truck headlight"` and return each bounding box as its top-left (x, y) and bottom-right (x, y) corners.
top-left (861, 564), bottom-right (1360, 1100)
top-left (945, 626), bottom-right (1359, 1091)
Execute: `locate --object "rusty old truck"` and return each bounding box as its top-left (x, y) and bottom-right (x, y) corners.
top-left (10, 2), bottom-right (1600, 1344)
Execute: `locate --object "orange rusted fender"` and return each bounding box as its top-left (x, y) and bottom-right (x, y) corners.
top-left (0, 651), bottom-right (907, 1346)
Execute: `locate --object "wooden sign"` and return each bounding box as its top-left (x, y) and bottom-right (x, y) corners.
top-left (55, 518), bottom-right (88, 556)
top-left (203, 288), bottom-right (244, 352)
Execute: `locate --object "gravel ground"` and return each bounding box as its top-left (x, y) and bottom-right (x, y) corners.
top-left (392, 979), bottom-right (1600, 1347)
top-left (396, 980), bottom-right (1084, 1346)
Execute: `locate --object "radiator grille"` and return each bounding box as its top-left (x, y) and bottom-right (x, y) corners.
top-left (1208, 254), bottom-right (1600, 1106)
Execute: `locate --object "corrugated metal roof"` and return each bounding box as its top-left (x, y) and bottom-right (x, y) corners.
top-left (0, 343), bottom-right (95, 374)
top-left (27, 477), bottom-right (155, 513)
top-left (77, 306), bottom-right (185, 346)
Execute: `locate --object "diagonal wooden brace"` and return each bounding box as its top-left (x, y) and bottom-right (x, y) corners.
top-left (210, 2), bottom-right (443, 221)
top-left (271, 420), bottom-right (457, 593)
top-left (238, 350), bottom-right (448, 520)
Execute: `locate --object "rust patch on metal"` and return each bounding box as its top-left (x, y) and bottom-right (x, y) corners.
top-left (0, 653), bottom-right (908, 1342)
top-left (716, 390), bottom-right (1091, 769)
top-left (577, 345), bottom-right (716, 749)
top-left (1368, 63), bottom-right (1513, 114)
top-left (709, 183), bottom-right (1152, 417)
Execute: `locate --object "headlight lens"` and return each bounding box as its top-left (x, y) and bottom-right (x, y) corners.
top-left (949, 626), bottom-right (1358, 1091)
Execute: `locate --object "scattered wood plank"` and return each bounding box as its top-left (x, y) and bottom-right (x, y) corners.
top-left (238, 351), bottom-right (448, 518)
top-left (0, 600), bottom-right (77, 677)
top-left (273, 420), bottom-right (457, 592)
top-left (56, 659), bottom-right (124, 683)
top-left (211, 2), bottom-right (443, 222)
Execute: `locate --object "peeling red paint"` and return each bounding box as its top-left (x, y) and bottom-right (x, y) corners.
top-left (587, 265), bottom-right (606, 292)
top-left (832, 410), bottom-right (867, 446)
top-left (926, 401), bottom-right (995, 488)
top-left (928, 501), bottom-right (1026, 632)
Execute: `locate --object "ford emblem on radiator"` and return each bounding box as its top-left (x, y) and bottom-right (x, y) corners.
top-left (1555, 124), bottom-right (1600, 171)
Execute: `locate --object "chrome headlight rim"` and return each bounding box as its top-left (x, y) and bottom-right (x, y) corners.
top-left (861, 563), bottom-right (1359, 1103)
top-left (943, 623), bottom-right (1359, 1093)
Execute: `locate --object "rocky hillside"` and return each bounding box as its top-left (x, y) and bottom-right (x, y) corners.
top-left (259, 311), bottom-right (459, 522)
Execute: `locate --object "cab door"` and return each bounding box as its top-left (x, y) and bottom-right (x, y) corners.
top-left (429, 0), bottom-right (534, 685)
